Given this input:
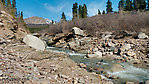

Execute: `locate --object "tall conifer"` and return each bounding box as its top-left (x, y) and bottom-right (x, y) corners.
top-left (106, 0), bottom-right (113, 13)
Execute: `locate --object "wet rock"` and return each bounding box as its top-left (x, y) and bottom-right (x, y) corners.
top-left (87, 51), bottom-right (102, 58)
top-left (72, 27), bottom-right (85, 36)
top-left (111, 64), bottom-right (124, 72)
top-left (23, 34), bottom-right (46, 51)
top-left (138, 32), bottom-right (148, 39)
top-left (94, 51), bottom-right (102, 58)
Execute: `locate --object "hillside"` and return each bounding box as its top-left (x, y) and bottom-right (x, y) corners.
top-left (40, 11), bottom-right (149, 36)
top-left (24, 16), bottom-right (52, 24)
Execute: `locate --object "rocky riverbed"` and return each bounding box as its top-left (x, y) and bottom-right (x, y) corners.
top-left (38, 27), bottom-right (149, 83)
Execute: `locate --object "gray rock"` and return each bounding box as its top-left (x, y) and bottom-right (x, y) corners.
top-left (102, 32), bottom-right (112, 40)
top-left (0, 70), bottom-right (3, 76)
top-left (138, 32), bottom-right (148, 39)
top-left (0, 22), bottom-right (4, 27)
top-left (23, 34), bottom-right (46, 51)
top-left (87, 54), bottom-right (97, 58)
top-left (72, 27), bottom-right (85, 36)
top-left (146, 80), bottom-right (149, 84)
top-left (87, 51), bottom-right (102, 58)
top-left (127, 50), bottom-right (136, 57)
top-left (121, 44), bottom-right (131, 51)
top-left (94, 51), bottom-right (103, 58)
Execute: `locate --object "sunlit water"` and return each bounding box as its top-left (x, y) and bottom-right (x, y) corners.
top-left (47, 47), bottom-right (149, 83)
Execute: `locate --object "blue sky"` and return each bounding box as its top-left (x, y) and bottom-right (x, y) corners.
top-left (16, 0), bottom-right (119, 22)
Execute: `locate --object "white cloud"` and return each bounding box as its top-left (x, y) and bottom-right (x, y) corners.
top-left (44, 3), bottom-right (66, 12)
top-left (88, 1), bottom-right (106, 16)
top-left (65, 11), bottom-right (72, 18)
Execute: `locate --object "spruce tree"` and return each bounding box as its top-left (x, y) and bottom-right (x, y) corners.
top-left (139, 0), bottom-right (146, 10)
top-left (20, 11), bottom-right (23, 20)
top-left (130, 0), bottom-right (133, 10)
top-left (133, 0), bottom-right (139, 10)
top-left (82, 4), bottom-right (87, 18)
top-left (6, 0), bottom-right (11, 8)
top-left (72, 2), bottom-right (78, 19)
top-left (78, 5), bottom-right (82, 18)
top-left (125, 0), bottom-right (132, 11)
top-left (12, 0), bottom-right (17, 18)
top-left (118, 0), bottom-right (125, 11)
top-left (1, 0), bottom-right (6, 6)
top-left (61, 12), bottom-right (67, 21)
top-left (102, 10), bottom-right (105, 14)
top-left (106, 0), bottom-right (113, 13)
top-left (147, 0), bottom-right (149, 10)
top-left (98, 9), bottom-right (101, 15)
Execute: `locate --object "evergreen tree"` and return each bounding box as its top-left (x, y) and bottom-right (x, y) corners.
top-left (139, 0), bottom-right (146, 10)
top-left (61, 12), bottom-right (67, 21)
top-left (133, 0), bottom-right (147, 10)
top-left (72, 2), bottom-right (78, 19)
top-left (82, 4), bottom-right (87, 18)
top-left (125, 0), bottom-right (132, 11)
top-left (102, 10), bottom-right (106, 14)
top-left (106, 0), bottom-right (113, 13)
top-left (51, 20), bottom-right (54, 24)
top-left (12, 0), bottom-right (17, 18)
top-left (98, 9), bottom-right (101, 14)
top-left (133, 0), bottom-right (139, 10)
top-left (1, 0), bottom-right (6, 5)
top-left (130, 0), bottom-right (133, 10)
top-left (12, 0), bottom-right (16, 8)
top-left (6, 0), bottom-right (11, 8)
top-left (147, 0), bottom-right (149, 10)
top-left (118, 0), bottom-right (125, 11)
top-left (20, 11), bottom-right (23, 20)
top-left (78, 5), bottom-right (82, 18)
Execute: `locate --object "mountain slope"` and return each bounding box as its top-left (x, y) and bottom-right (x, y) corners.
top-left (24, 16), bottom-right (52, 24)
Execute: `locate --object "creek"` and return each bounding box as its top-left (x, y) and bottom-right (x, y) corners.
top-left (47, 46), bottom-right (149, 83)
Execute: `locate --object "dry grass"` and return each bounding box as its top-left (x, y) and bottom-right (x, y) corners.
top-left (40, 11), bottom-right (149, 36)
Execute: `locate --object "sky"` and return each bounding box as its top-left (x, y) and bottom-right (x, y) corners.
top-left (16, 0), bottom-right (119, 22)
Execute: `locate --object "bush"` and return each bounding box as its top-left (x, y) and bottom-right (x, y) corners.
top-left (40, 11), bottom-right (149, 36)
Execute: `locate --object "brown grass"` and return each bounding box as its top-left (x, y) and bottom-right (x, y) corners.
top-left (40, 11), bottom-right (149, 36)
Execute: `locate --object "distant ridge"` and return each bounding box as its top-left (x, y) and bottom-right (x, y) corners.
top-left (24, 16), bottom-right (52, 24)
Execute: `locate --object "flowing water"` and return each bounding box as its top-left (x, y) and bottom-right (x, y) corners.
top-left (47, 47), bottom-right (149, 83)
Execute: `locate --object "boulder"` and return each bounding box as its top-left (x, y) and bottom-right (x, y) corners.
top-left (94, 51), bottom-right (103, 58)
top-left (23, 34), bottom-right (46, 51)
top-left (72, 27), bottom-right (85, 36)
top-left (87, 51), bottom-right (102, 58)
top-left (102, 32), bottom-right (112, 40)
top-left (138, 32), bottom-right (148, 39)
